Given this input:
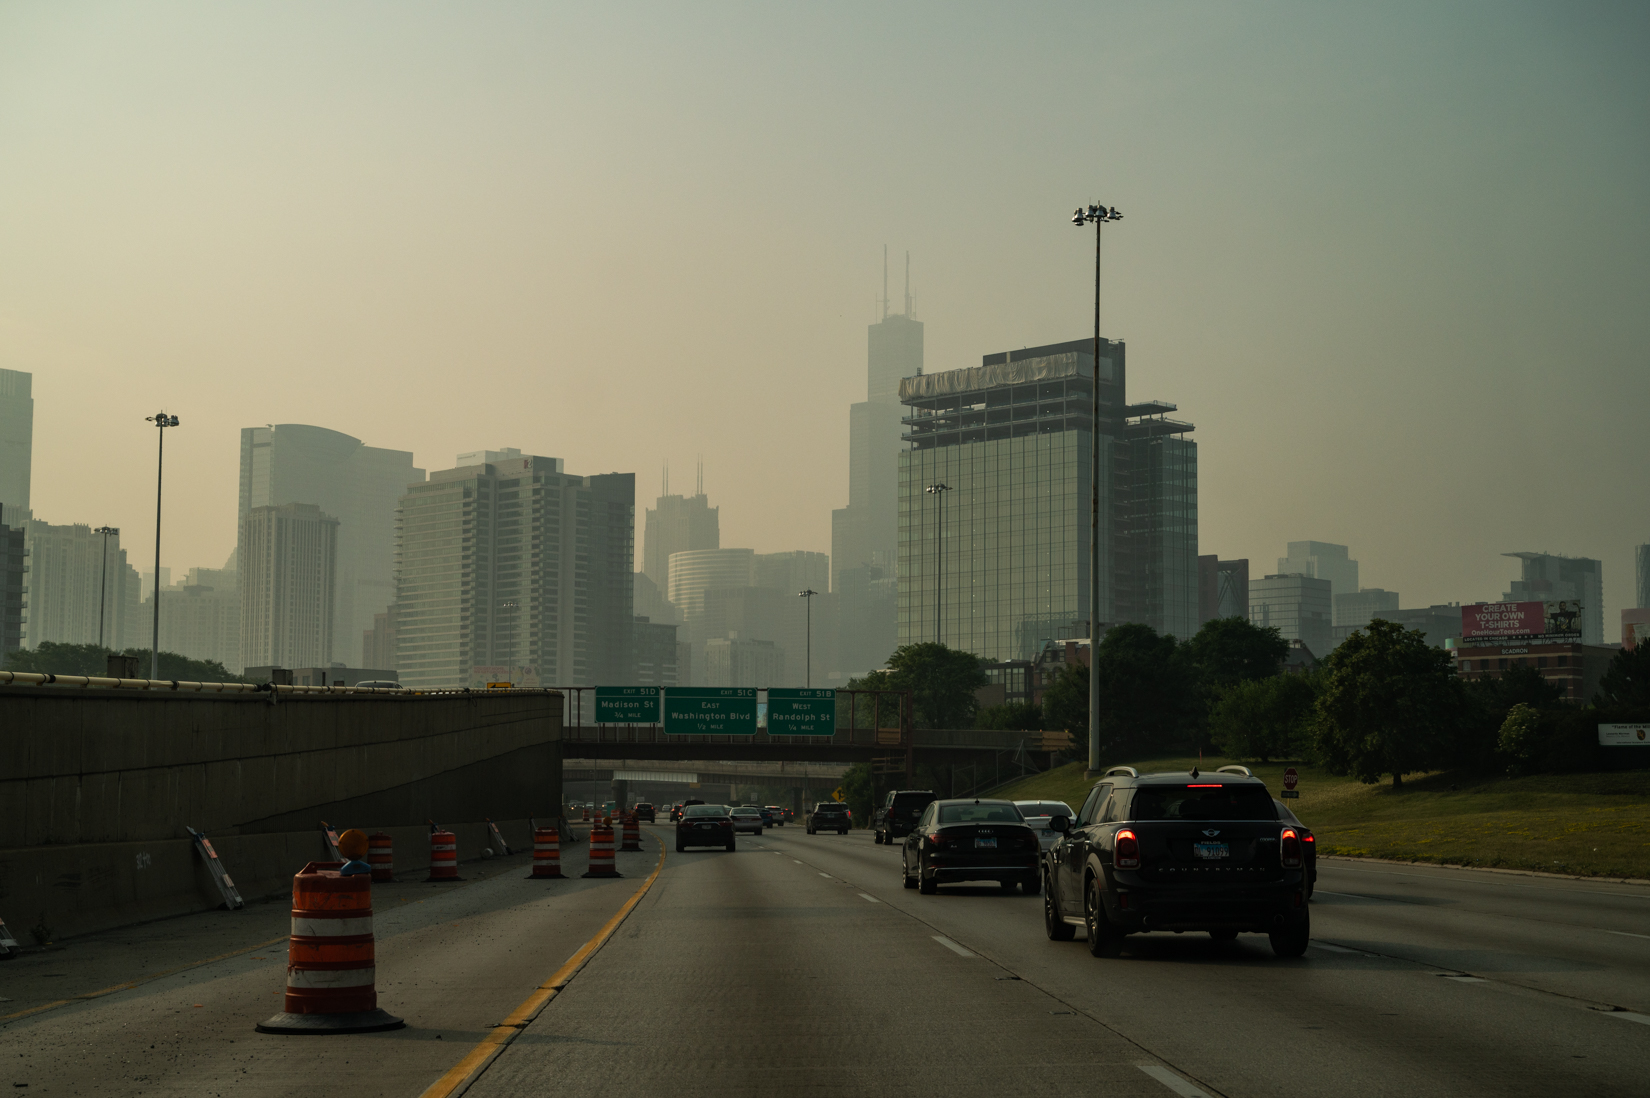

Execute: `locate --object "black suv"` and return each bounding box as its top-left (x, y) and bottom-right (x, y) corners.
top-left (1043, 766), bottom-right (1310, 958)
top-left (873, 789), bottom-right (937, 844)
top-left (807, 802), bottom-right (851, 834)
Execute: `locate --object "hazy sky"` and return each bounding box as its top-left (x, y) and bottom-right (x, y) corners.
top-left (2, 2), bottom-right (1646, 621)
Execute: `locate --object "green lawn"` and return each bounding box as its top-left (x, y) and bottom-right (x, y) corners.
top-left (991, 755), bottom-right (1650, 880)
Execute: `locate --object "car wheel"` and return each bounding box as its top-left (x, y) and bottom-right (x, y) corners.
top-left (1269, 914), bottom-right (1310, 958)
top-left (1021, 873), bottom-right (1041, 896)
top-left (1085, 876), bottom-right (1124, 958)
top-left (676, 840), bottom-right (686, 853)
top-left (1044, 876), bottom-right (1075, 941)
top-left (839, 829), bottom-right (847, 835)
top-left (918, 863), bottom-right (937, 895)
top-left (902, 853), bottom-right (917, 889)
top-left (1209, 928), bottom-right (1239, 942)
top-left (725, 840), bottom-right (737, 852)
top-left (999, 879), bottom-right (1017, 893)
top-left (755, 828), bottom-right (762, 835)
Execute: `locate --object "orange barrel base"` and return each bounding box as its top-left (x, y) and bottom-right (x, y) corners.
top-left (368, 832), bottom-right (395, 883)
top-left (581, 824), bottom-right (622, 879)
top-left (255, 861), bottom-right (404, 1035)
top-left (529, 827), bottom-right (564, 879)
top-left (426, 829), bottom-right (462, 882)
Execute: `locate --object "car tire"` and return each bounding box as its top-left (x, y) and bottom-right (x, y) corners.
top-left (1269, 914), bottom-right (1310, 958)
top-left (725, 840), bottom-right (737, 852)
top-left (918, 864), bottom-right (937, 895)
top-left (839, 829), bottom-right (847, 835)
top-left (755, 828), bottom-right (762, 836)
top-left (1209, 928), bottom-right (1239, 942)
top-left (1085, 876), bottom-right (1124, 958)
top-left (1044, 877), bottom-right (1076, 941)
top-left (902, 854), bottom-right (917, 889)
top-left (676, 840), bottom-right (686, 853)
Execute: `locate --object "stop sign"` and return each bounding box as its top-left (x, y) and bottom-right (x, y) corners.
top-left (1283, 767), bottom-right (1299, 791)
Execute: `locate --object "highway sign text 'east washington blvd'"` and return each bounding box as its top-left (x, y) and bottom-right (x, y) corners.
top-left (663, 687), bottom-right (758, 735)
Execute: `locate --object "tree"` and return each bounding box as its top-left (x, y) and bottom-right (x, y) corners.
top-left (1210, 673), bottom-right (1317, 762)
top-left (1041, 661), bottom-right (1088, 734)
top-left (3, 642), bottom-right (244, 683)
top-left (1182, 617), bottom-right (1289, 690)
top-left (1496, 702), bottom-right (1544, 776)
top-left (1596, 644), bottom-right (1650, 707)
top-left (1313, 620), bottom-right (1462, 788)
top-left (876, 642), bottom-right (988, 731)
top-left (1093, 623), bottom-right (1197, 755)
top-left (976, 701), bottom-right (1043, 731)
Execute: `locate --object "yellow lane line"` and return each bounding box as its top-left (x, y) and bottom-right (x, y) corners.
top-left (418, 833), bottom-right (668, 1098)
top-left (1, 934), bottom-right (289, 1024)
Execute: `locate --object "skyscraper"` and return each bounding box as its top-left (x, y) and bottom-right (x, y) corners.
top-left (1502, 552), bottom-right (1604, 645)
top-left (1197, 556), bottom-right (1249, 624)
top-left (238, 425), bottom-right (423, 656)
top-left (641, 468), bottom-right (720, 593)
top-left (895, 337), bottom-right (1198, 661)
top-left (1635, 543), bottom-right (1649, 611)
top-left (394, 452), bottom-right (633, 690)
top-left (1279, 542), bottom-right (1360, 611)
top-left (239, 503), bottom-right (338, 670)
top-left (0, 524), bottom-right (25, 657)
top-left (833, 251), bottom-right (922, 673)
top-left (157, 565), bottom-right (240, 671)
top-left (20, 521), bottom-right (140, 650)
top-left (0, 369), bottom-right (33, 528)
top-left (1249, 573), bottom-right (1334, 657)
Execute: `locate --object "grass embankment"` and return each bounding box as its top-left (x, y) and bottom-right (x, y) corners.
top-left (992, 756), bottom-right (1650, 880)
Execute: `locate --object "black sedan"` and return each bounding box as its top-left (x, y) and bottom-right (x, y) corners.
top-left (676, 804), bottom-right (736, 852)
top-left (901, 799), bottom-right (1041, 895)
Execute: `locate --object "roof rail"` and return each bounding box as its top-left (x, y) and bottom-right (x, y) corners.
top-left (1102, 766), bottom-right (1139, 779)
top-left (1215, 765), bottom-right (1253, 777)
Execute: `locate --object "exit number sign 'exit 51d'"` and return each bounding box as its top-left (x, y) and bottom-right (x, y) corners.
top-left (594, 686), bottom-right (660, 723)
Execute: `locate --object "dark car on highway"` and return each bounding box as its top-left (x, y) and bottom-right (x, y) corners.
top-left (1273, 797), bottom-right (1316, 899)
top-left (872, 789), bottom-right (937, 845)
top-left (1042, 767), bottom-right (1311, 958)
top-left (634, 803), bottom-right (656, 823)
top-left (807, 802), bottom-right (851, 834)
top-left (676, 804), bottom-right (736, 852)
top-left (901, 799), bottom-right (1041, 895)
top-left (764, 805), bottom-right (786, 827)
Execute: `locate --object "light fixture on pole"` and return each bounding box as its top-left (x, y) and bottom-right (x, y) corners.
top-left (1071, 201), bottom-right (1122, 776)
top-left (145, 412), bottom-right (180, 679)
top-left (797, 589), bottom-right (819, 688)
top-left (924, 483), bottom-right (952, 644)
top-left (94, 526), bottom-right (118, 650)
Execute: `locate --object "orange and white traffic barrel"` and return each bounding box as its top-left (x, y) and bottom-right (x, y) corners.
top-left (255, 861), bottom-right (404, 1034)
top-left (581, 807), bottom-right (590, 822)
top-left (581, 822), bottom-right (622, 878)
top-left (426, 829), bottom-right (461, 882)
top-left (620, 812), bottom-right (642, 852)
top-left (368, 832), bottom-right (394, 883)
top-left (529, 826), bottom-right (564, 879)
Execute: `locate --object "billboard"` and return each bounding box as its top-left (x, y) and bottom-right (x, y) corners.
top-left (1598, 724), bottom-right (1650, 747)
top-left (1460, 601), bottom-right (1581, 645)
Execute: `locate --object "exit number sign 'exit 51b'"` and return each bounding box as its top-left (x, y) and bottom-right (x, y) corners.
top-left (766, 688), bottom-right (836, 736)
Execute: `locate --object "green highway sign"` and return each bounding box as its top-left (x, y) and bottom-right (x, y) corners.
top-left (595, 686), bottom-right (660, 724)
top-left (766, 688), bottom-right (836, 736)
top-left (664, 687), bottom-right (758, 735)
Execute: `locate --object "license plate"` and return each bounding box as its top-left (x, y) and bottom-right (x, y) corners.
top-left (975, 838), bottom-right (997, 850)
top-left (1193, 842), bottom-right (1229, 860)
top-left (698, 823), bottom-right (714, 829)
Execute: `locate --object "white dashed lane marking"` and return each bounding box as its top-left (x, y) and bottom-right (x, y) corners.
top-left (859, 893), bottom-right (880, 903)
top-left (1609, 1012), bottom-right (1650, 1026)
top-left (931, 936), bottom-right (974, 958)
top-left (1137, 1064), bottom-right (1213, 1097)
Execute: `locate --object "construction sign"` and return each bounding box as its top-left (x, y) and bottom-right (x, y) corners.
top-left (187, 826), bottom-right (245, 910)
top-left (832, 787), bottom-right (846, 802)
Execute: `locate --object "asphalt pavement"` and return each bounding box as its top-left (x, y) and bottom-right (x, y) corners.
top-left (5, 823), bottom-right (1647, 1097)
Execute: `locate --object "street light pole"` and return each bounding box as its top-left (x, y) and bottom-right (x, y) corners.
top-left (925, 483), bottom-right (952, 644)
top-left (145, 411), bottom-right (180, 678)
top-left (94, 526), bottom-right (118, 650)
top-left (500, 599), bottom-right (517, 685)
top-left (797, 589), bottom-right (818, 687)
top-left (1071, 201), bottom-right (1122, 776)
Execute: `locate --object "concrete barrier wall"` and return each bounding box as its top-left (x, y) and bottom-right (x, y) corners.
top-left (0, 689), bottom-right (563, 846)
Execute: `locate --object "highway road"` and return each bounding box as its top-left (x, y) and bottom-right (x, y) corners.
top-left (4, 825), bottom-right (1647, 1097)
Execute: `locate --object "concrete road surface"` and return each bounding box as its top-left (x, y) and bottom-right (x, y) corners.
top-left (5, 825), bottom-right (1647, 1097)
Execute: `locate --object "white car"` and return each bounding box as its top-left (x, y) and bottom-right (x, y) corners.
top-left (730, 807), bottom-right (765, 835)
top-left (1013, 800), bottom-right (1075, 851)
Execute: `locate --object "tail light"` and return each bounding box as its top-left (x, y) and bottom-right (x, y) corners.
top-left (1114, 829), bottom-right (1140, 869)
top-left (927, 831), bottom-right (943, 845)
top-left (1280, 828), bottom-right (1303, 869)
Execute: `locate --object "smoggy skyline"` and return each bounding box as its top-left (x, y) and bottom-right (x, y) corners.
top-left (2, 2), bottom-right (1646, 624)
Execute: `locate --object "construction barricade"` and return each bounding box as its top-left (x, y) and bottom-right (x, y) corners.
top-left (529, 826), bottom-right (564, 879)
top-left (255, 860), bottom-right (404, 1034)
top-left (368, 832), bottom-right (395, 882)
top-left (581, 821), bottom-right (622, 878)
top-left (620, 812), bottom-right (642, 852)
top-left (426, 828), bottom-right (461, 882)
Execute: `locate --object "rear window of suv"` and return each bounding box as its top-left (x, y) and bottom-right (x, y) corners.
top-left (814, 804), bottom-right (847, 813)
top-left (1130, 784), bottom-right (1277, 822)
top-left (683, 805), bottom-right (729, 818)
top-left (938, 803), bottom-right (1023, 823)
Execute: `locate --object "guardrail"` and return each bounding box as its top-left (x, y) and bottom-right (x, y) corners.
top-left (0, 672), bottom-right (563, 698)
top-left (560, 724), bottom-right (1034, 752)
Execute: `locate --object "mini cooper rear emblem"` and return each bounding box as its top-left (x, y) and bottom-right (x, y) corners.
top-left (1202, 828), bottom-right (1221, 837)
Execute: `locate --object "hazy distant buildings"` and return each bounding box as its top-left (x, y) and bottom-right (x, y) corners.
top-left (239, 503), bottom-right (338, 670)
top-left (0, 524), bottom-right (24, 656)
top-left (1385, 604), bottom-right (1463, 648)
top-left (1502, 552), bottom-right (1603, 644)
top-left (1331, 587), bottom-right (1400, 640)
top-left (362, 605), bottom-right (398, 671)
top-left (1197, 556), bottom-right (1249, 625)
top-left (896, 336), bottom-right (1198, 661)
top-left (642, 477), bottom-right (720, 593)
top-left (1249, 573), bottom-right (1333, 657)
top-left (21, 521), bottom-right (141, 650)
top-left (631, 617), bottom-right (679, 686)
top-left (239, 424), bottom-right (423, 658)
top-left (1278, 542), bottom-right (1359, 611)
top-left (704, 636), bottom-right (784, 689)
top-left (394, 450), bottom-right (633, 690)
top-left (157, 565), bottom-right (240, 671)
top-left (0, 369), bottom-right (32, 528)
top-left (1635, 543), bottom-right (1649, 611)
top-left (668, 548), bottom-right (829, 686)
top-left (833, 268), bottom-right (921, 673)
